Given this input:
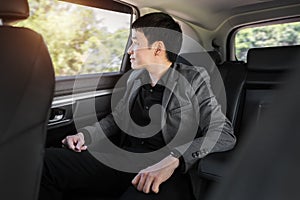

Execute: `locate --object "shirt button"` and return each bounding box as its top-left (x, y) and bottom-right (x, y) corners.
top-left (145, 106), bottom-right (149, 110)
top-left (149, 89), bottom-right (153, 93)
top-left (141, 141), bottom-right (145, 145)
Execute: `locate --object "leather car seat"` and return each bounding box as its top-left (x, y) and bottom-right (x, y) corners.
top-left (207, 46), bottom-right (300, 200)
top-left (0, 0), bottom-right (55, 199)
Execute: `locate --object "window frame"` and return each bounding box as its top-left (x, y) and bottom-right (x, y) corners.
top-left (51, 0), bottom-right (139, 96)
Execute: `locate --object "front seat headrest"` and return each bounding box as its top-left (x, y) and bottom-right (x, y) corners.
top-left (0, 0), bottom-right (29, 24)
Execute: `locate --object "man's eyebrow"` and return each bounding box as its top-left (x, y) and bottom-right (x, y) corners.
top-left (131, 36), bottom-right (137, 40)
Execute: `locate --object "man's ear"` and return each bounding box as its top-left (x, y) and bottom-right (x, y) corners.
top-left (153, 41), bottom-right (166, 56)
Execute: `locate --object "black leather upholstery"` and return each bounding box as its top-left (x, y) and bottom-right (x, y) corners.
top-left (200, 45), bottom-right (300, 181)
top-left (247, 45), bottom-right (300, 71)
top-left (0, 0), bottom-right (29, 23)
top-left (239, 44), bottom-right (300, 145)
top-left (207, 56), bottom-right (300, 200)
top-left (177, 52), bottom-right (247, 181)
top-left (176, 51), bottom-right (227, 112)
top-left (177, 51), bottom-right (222, 71)
top-left (198, 61), bottom-right (246, 181)
top-left (218, 61), bottom-right (247, 129)
top-left (0, 1), bottom-right (55, 200)
top-left (177, 53), bottom-right (247, 130)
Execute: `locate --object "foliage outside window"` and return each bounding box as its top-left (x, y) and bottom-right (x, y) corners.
top-left (235, 21), bottom-right (300, 61)
top-left (16, 0), bottom-right (131, 76)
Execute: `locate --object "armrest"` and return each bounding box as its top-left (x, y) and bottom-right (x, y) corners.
top-left (197, 150), bottom-right (235, 182)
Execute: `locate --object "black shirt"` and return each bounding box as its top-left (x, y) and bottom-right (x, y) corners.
top-left (121, 62), bottom-right (178, 153)
top-left (123, 82), bottom-right (166, 153)
top-left (121, 68), bottom-right (185, 172)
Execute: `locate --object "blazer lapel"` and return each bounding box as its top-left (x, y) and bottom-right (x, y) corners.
top-left (119, 75), bottom-right (143, 146)
top-left (161, 64), bottom-right (180, 110)
top-left (161, 65), bottom-right (180, 143)
top-left (128, 79), bottom-right (142, 108)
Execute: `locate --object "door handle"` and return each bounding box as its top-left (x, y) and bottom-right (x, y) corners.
top-left (48, 108), bottom-right (66, 124)
top-left (49, 113), bottom-right (64, 123)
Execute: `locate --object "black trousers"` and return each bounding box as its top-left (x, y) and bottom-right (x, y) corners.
top-left (39, 148), bottom-right (194, 200)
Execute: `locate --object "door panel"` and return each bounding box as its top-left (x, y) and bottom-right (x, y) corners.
top-left (46, 89), bottom-right (117, 147)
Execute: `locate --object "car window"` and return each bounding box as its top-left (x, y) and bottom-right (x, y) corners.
top-left (15, 0), bottom-right (132, 76)
top-left (235, 21), bottom-right (300, 62)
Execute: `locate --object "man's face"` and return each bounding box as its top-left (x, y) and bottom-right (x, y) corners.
top-left (127, 29), bottom-right (154, 70)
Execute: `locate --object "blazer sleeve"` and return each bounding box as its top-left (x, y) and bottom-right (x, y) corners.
top-left (79, 113), bottom-right (120, 145)
top-left (174, 67), bottom-right (236, 173)
top-left (79, 70), bottom-right (142, 145)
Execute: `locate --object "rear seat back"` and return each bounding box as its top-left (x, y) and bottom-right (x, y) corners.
top-left (177, 52), bottom-right (247, 134)
top-left (197, 45), bottom-right (300, 182)
top-left (239, 45), bottom-right (300, 140)
top-left (197, 61), bottom-right (246, 182)
top-left (177, 51), bottom-right (229, 121)
top-left (218, 61), bottom-right (246, 133)
top-left (247, 45), bottom-right (300, 72)
top-left (177, 52), bottom-right (247, 182)
top-left (177, 51), bottom-right (222, 67)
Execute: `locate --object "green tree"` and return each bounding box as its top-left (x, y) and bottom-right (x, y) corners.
top-left (16, 0), bottom-right (130, 76)
top-left (235, 22), bottom-right (300, 61)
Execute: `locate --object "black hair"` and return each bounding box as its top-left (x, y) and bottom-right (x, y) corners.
top-left (132, 12), bottom-right (182, 63)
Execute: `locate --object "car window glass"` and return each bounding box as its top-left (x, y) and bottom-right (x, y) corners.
top-left (235, 21), bottom-right (300, 61)
top-left (16, 0), bottom-right (131, 76)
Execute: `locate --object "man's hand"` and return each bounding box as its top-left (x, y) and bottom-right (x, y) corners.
top-left (61, 132), bottom-right (87, 152)
top-left (132, 155), bottom-right (180, 194)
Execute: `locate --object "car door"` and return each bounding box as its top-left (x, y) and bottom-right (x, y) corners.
top-left (16, 0), bottom-right (136, 148)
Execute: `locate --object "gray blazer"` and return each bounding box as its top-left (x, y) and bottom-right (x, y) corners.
top-left (81, 63), bottom-right (236, 199)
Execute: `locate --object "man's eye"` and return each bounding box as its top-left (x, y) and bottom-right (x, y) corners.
top-left (132, 41), bottom-right (139, 45)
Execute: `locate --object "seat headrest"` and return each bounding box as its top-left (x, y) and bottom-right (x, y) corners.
top-left (0, 0), bottom-right (29, 24)
top-left (208, 51), bottom-right (222, 64)
top-left (177, 51), bottom-right (222, 66)
top-left (247, 45), bottom-right (300, 71)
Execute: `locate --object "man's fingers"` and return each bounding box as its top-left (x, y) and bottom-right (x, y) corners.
top-left (80, 145), bottom-right (88, 151)
top-left (61, 134), bottom-right (87, 152)
top-left (66, 136), bottom-right (76, 150)
top-left (151, 178), bottom-right (161, 194)
top-left (132, 174), bottom-right (140, 186)
top-left (61, 139), bottom-right (66, 148)
top-left (143, 174), bottom-right (154, 193)
top-left (75, 139), bottom-right (84, 151)
top-left (137, 173), bottom-right (148, 191)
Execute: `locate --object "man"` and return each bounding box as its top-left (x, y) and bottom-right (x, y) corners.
top-left (39, 12), bottom-right (235, 200)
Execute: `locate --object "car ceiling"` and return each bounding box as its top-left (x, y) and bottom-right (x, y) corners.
top-left (119, 0), bottom-right (300, 30)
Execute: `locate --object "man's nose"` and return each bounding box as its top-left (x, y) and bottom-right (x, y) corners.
top-left (127, 44), bottom-right (133, 55)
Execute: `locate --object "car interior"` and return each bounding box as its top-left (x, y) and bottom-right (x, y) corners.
top-left (0, 0), bottom-right (300, 199)
top-left (0, 0), bottom-right (55, 199)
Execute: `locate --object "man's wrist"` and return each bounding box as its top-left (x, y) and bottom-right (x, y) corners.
top-left (170, 151), bottom-right (181, 168)
top-left (77, 129), bottom-right (92, 145)
top-left (168, 154), bottom-right (180, 168)
top-left (77, 132), bottom-right (84, 139)
top-left (170, 150), bottom-right (185, 172)
top-left (170, 150), bottom-right (181, 159)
